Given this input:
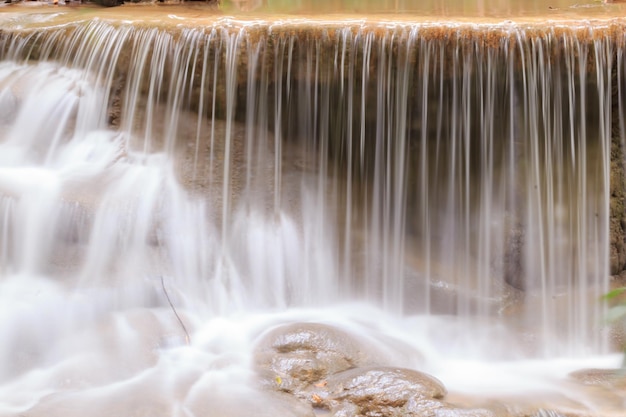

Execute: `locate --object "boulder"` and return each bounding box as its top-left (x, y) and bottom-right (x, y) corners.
top-left (328, 393), bottom-right (506, 417)
top-left (253, 322), bottom-right (391, 395)
top-left (305, 366), bottom-right (446, 415)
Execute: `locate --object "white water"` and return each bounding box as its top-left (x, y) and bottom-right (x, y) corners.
top-left (0, 17), bottom-right (623, 415)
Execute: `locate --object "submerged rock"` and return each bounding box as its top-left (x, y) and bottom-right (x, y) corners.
top-left (187, 389), bottom-right (316, 417)
top-left (92, 0), bottom-right (123, 6)
top-left (568, 368), bottom-right (626, 391)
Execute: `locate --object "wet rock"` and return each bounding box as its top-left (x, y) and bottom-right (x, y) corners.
top-left (92, 0), bottom-right (123, 6)
top-left (502, 219), bottom-right (526, 291)
top-left (254, 323), bottom-right (419, 404)
top-left (328, 366), bottom-right (447, 401)
top-left (253, 323), bottom-right (390, 395)
top-left (244, 343), bottom-right (515, 417)
top-left (608, 274), bottom-right (626, 352)
top-left (305, 366), bottom-right (446, 415)
top-left (402, 266), bottom-right (519, 316)
top-left (568, 368), bottom-right (626, 391)
top-left (107, 73), bottom-right (124, 127)
top-left (402, 245), bottom-right (518, 316)
top-left (523, 370), bottom-right (626, 417)
top-left (610, 80), bottom-right (626, 275)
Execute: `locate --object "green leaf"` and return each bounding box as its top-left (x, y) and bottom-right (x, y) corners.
top-left (602, 287), bottom-right (626, 301)
top-left (606, 305), bottom-right (626, 323)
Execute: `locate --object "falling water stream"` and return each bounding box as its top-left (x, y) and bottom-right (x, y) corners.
top-left (0, 4), bottom-right (625, 416)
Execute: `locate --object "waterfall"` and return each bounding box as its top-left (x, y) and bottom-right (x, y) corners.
top-left (0, 13), bottom-right (623, 414)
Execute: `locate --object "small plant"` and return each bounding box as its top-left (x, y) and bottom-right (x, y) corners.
top-left (604, 286), bottom-right (626, 367)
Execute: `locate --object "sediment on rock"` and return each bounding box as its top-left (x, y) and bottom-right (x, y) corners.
top-left (610, 47), bottom-right (626, 275)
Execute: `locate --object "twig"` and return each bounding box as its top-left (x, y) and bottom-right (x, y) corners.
top-left (160, 276), bottom-right (191, 345)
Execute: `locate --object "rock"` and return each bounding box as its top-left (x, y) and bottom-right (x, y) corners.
top-left (610, 92), bottom-right (626, 275)
top-left (608, 275), bottom-right (626, 351)
top-left (305, 366), bottom-right (446, 415)
top-left (327, 366), bottom-right (447, 402)
top-left (253, 321), bottom-right (431, 413)
top-left (92, 0), bottom-right (123, 6)
top-left (329, 394), bottom-right (508, 417)
top-left (502, 219), bottom-right (526, 291)
top-left (253, 323), bottom-right (389, 395)
top-left (255, 322), bottom-right (373, 361)
top-left (568, 368), bottom-right (626, 391)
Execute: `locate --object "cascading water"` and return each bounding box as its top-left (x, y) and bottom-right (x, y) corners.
top-left (0, 6), bottom-right (624, 416)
